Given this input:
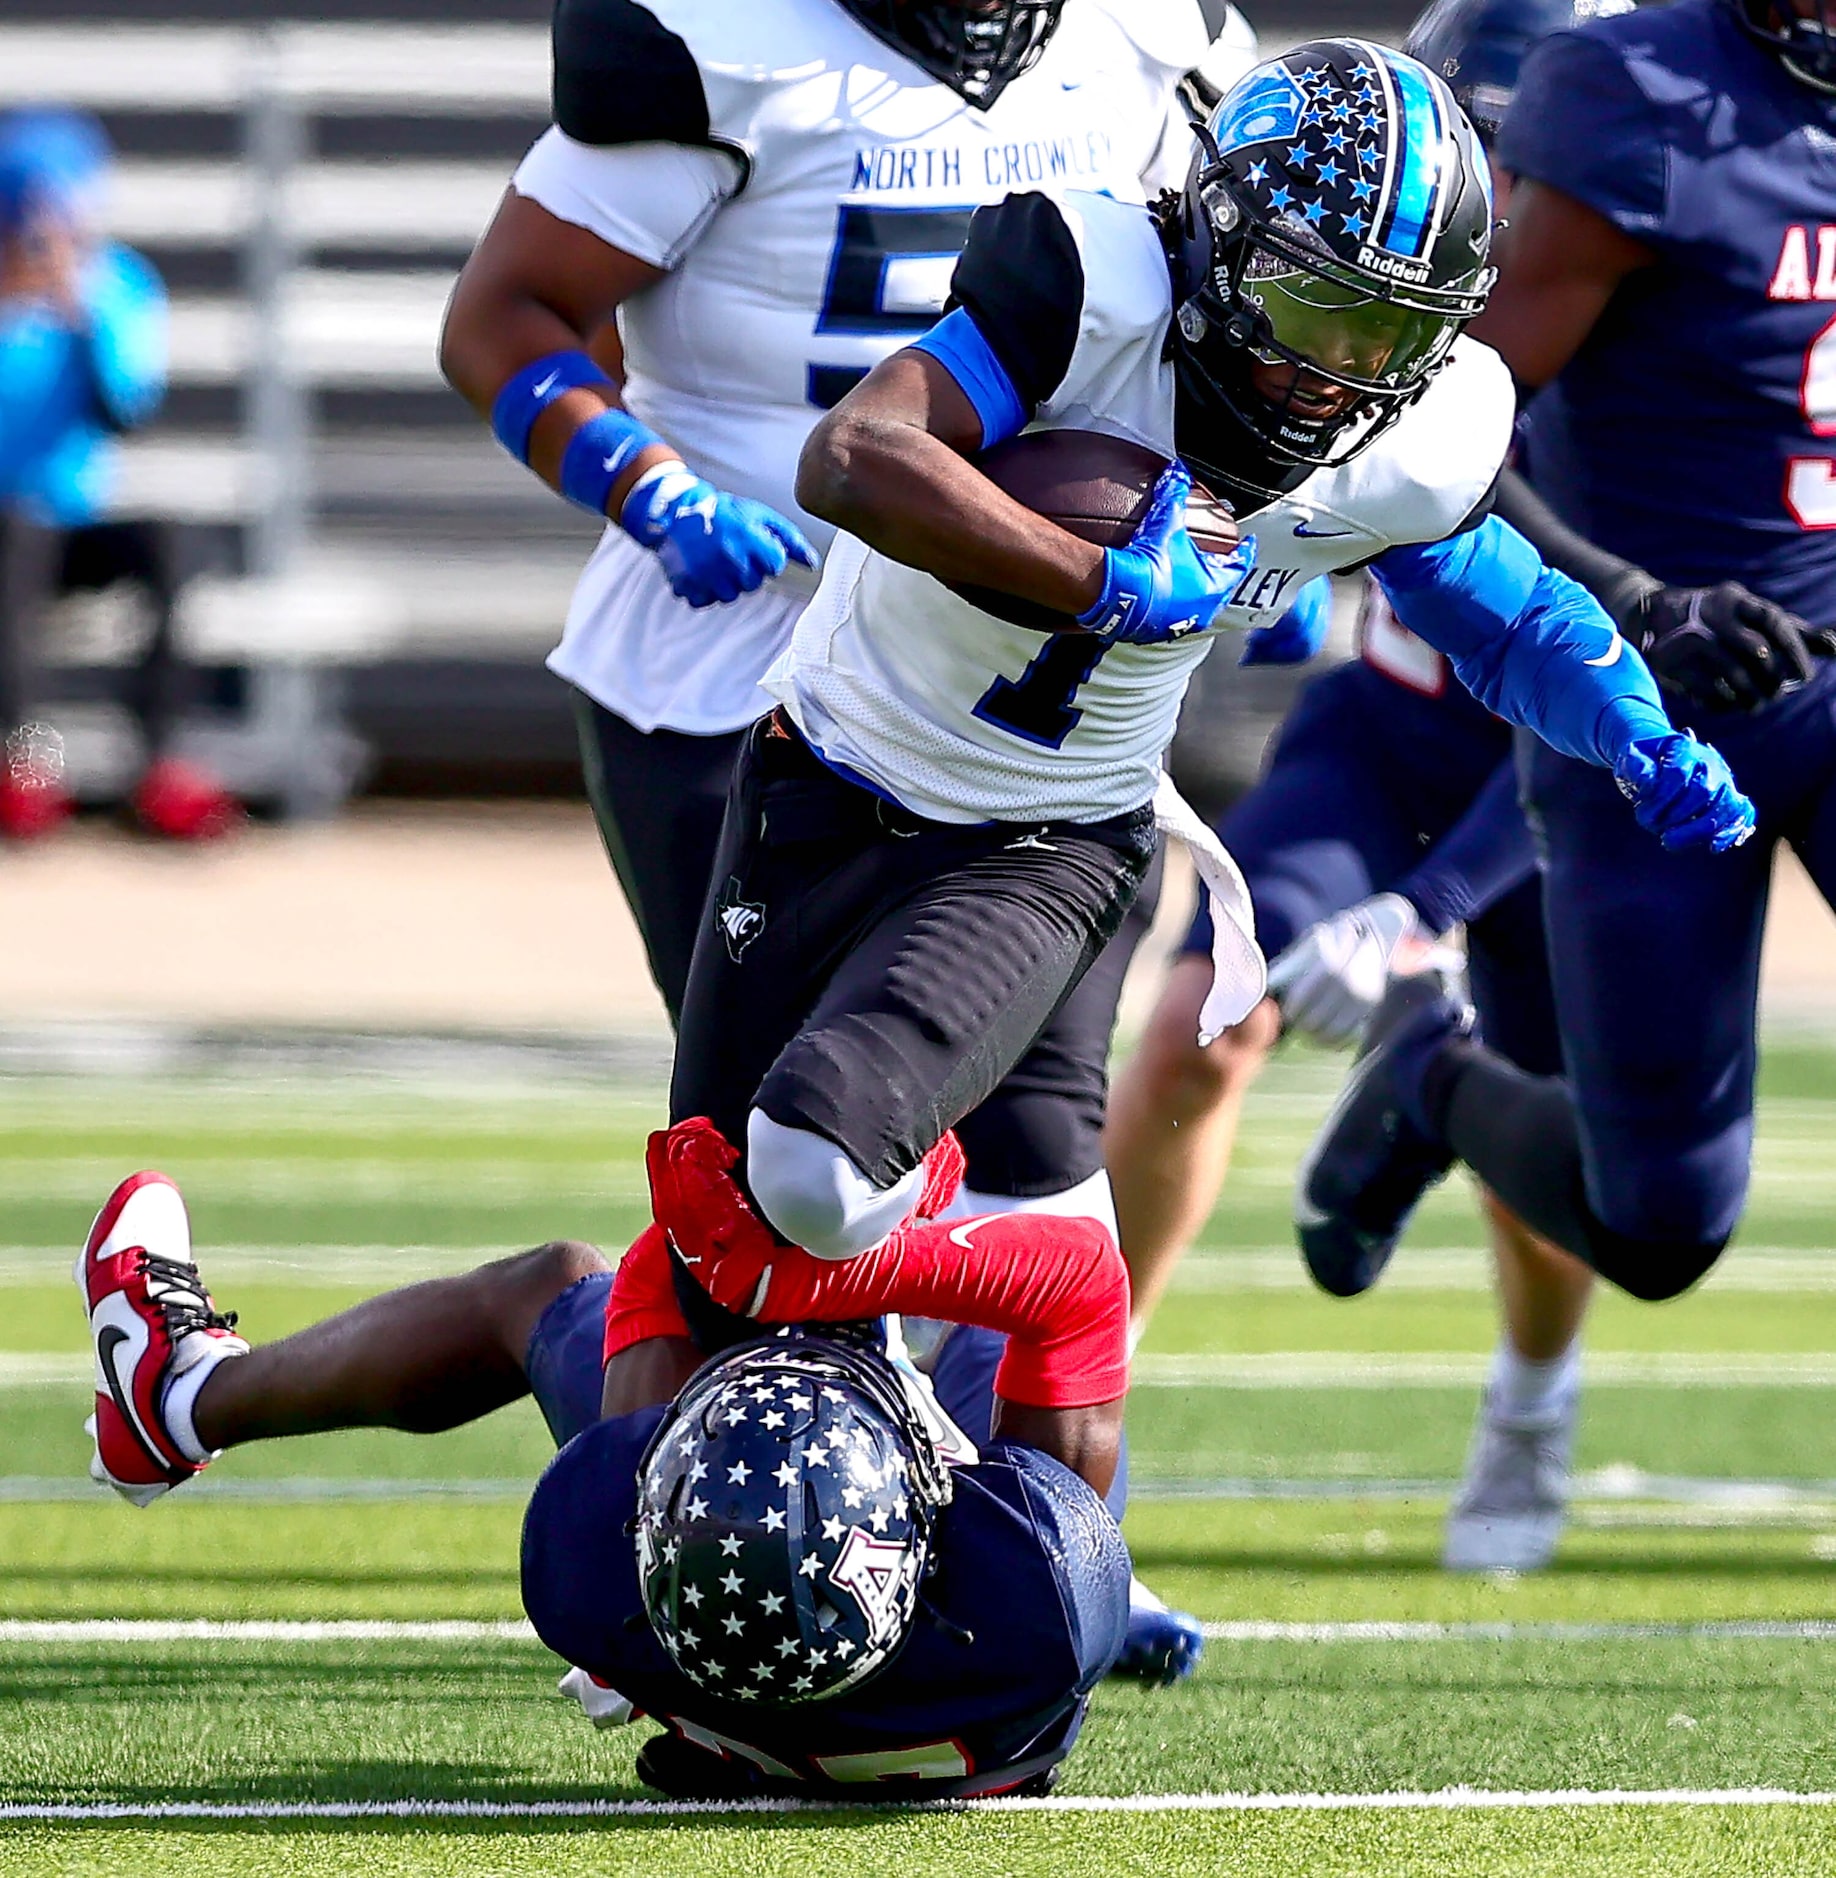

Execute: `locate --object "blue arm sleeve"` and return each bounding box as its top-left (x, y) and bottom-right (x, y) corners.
top-left (1394, 754), bottom-right (1538, 936)
top-left (909, 307), bottom-right (1029, 452)
top-left (80, 247), bottom-right (166, 432)
top-left (1372, 514), bottom-right (1671, 771)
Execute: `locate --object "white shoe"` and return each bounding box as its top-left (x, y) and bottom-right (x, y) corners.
top-left (1443, 1367), bottom-right (1578, 1572)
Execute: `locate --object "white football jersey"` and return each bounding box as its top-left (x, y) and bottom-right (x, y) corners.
top-left (515, 0), bottom-right (1256, 734)
top-left (767, 188), bottom-right (1516, 823)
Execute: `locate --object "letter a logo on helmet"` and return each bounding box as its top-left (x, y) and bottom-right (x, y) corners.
top-left (635, 1330), bottom-right (954, 1705)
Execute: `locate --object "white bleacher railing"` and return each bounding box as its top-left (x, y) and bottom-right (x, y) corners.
top-left (0, 23), bottom-right (548, 572)
top-left (0, 23), bottom-right (552, 815)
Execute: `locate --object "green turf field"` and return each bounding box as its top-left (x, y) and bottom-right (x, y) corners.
top-left (5, 1043), bottom-right (1836, 1875)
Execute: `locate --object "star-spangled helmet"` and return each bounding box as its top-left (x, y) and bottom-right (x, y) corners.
top-left (634, 1330), bottom-right (954, 1705)
top-left (840, 0), bottom-right (1064, 110)
top-left (1164, 42), bottom-right (1497, 498)
top-left (1724, 0), bottom-right (1836, 95)
top-left (1404, 0), bottom-right (1635, 145)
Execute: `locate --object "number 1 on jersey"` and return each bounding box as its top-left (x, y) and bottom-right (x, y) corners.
top-left (973, 634), bottom-right (1109, 748)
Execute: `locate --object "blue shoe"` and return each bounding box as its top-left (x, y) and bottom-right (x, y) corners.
top-left (1293, 970), bottom-right (1472, 1298)
top-left (1113, 1579), bottom-right (1205, 1686)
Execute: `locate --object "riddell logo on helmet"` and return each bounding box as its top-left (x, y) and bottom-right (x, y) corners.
top-left (1357, 246), bottom-right (1433, 284)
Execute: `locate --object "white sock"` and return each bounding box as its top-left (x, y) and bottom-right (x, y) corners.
top-left (160, 1339), bottom-right (245, 1464)
top-left (1488, 1338), bottom-right (1579, 1424)
top-left (1128, 1574), bottom-right (1167, 1613)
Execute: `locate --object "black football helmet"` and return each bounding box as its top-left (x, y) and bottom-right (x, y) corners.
top-left (842, 0), bottom-right (1064, 109)
top-left (1725, 0), bottom-right (1836, 94)
top-left (635, 1329), bottom-right (954, 1705)
top-left (1405, 0), bottom-right (1635, 144)
top-left (1163, 42), bottom-right (1497, 503)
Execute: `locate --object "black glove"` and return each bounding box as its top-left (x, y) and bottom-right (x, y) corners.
top-left (1622, 579), bottom-right (1836, 716)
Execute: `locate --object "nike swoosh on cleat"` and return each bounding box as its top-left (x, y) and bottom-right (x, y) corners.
top-left (96, 1323), bottom-right (175, 1477)
top-left (947, 1219), bottom-right (993, 1250)
top-left (1582, 635), bottom-right (1624, 668)
top-left (1292, 522), bottom-right (1354, 539)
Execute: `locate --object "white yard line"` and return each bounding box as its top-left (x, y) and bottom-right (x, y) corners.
top-left (11, 1243), bottom-right (1836, 1291)
top-left (4, 1790), bottom-right (1836, 1821)
top-left (1131, 1353), bottom-right (1836, 1387)
top-left (1198, 1620), bottom-right (1836, 1642)
top-left (7, 1617), bottom-right (1836, 1647)
top-left (10, 1467), bottom-right (1836, 1508)
top-left (0, 1619), bottom-right (534, 1642)
top-left (22, 1350), bottom-right (1836, 1392)
top-left (1164, 1248), bottom-right (1836, 1293)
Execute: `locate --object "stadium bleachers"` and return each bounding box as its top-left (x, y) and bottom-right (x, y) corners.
top-left (2, 7), bottom-right (600, 808)
top-left (6, 0), bottom-right (1392, 811)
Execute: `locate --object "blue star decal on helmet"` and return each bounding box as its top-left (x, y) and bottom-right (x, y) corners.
top-left (1300, 199), bottom-right (1328, 225)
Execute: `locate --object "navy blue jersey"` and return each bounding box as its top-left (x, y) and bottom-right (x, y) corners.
top-left (1502, 0), bottom-right (1836, 626)
top-left (518, 1279), bottom-right (1130, 1798)
top-left (524, 1412), bottom-right (1127, 1793)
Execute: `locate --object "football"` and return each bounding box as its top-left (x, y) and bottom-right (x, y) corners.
top-left (947, 428), bottom-right (1238, 630)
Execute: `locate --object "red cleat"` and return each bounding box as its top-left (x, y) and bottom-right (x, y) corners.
top-left (75, 1172), bottom-right (246, 1506)
top-left (0, 763), bottom-right (72, 841)
top-left (131, 758), bottom-right (243, 841)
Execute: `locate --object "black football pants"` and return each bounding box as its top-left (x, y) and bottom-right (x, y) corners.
top-left (576, 691), bottom-right (1160, 1197)
top-left (668, 711), bottom-right (1155, 1195)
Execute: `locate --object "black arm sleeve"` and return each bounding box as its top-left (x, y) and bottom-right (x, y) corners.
top-left (552, 0), bottom-right (713, 148)
top-left (948, 192), bottom-right (1085, 411)
top-left (1493, 466), bottom-right (1658, 628)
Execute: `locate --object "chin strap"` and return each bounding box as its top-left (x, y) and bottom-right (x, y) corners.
top-left (1152, 771), bottom-right (1266, 1045)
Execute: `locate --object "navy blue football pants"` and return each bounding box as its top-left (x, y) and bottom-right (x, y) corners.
top-left (1521, 660), bottom-right (1836, 1250)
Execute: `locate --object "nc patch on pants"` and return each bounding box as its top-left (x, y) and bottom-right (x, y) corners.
top-left (716, 875), bottom-right (766, 961)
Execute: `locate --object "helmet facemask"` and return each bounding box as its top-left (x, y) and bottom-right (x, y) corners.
top-left (1729, 0), bottom-right (1836, 94)
top-left (843, 0), bottom-right (1065, 109)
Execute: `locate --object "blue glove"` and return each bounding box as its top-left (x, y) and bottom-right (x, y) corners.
top-left (1240, 574), bottom-right (1333, 667)
top-left (1077, 464), bottom-right (1255, 646)
top-left (1613, 731), bottom-right (1756, 853)
top-left (621, 466), bottom-right (817, 609)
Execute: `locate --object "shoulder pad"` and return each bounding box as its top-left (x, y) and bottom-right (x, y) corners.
top-left (1058, 191), bottom-right (1171, 335)
top-left (1084, 0), bottom-right (1212, 78)
top-left (552, 0), bottom-right (711, 147)
top-left (1329, 339), bottom-right (1515, 548)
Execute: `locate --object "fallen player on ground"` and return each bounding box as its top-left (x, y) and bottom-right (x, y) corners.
top-left (77, 1124), bottom-right (1150, 1797)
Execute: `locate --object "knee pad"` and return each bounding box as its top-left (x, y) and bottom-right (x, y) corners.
top-left (744, 1110), bottom-right (924, 1261)
top-left (1586, 1226), bottom-right (1729, 1303)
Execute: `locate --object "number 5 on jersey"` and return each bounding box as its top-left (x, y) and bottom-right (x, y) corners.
top-left (809, 204), bottom-right (975, 410)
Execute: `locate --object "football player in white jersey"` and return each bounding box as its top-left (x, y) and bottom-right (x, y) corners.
top-left (648, 36), bottom-right (1750, 1487)
top-left (440, 0), bottom-right (1249, 1032)
top-left (439, 0), bottom-right (1256, 1684)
